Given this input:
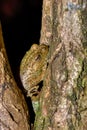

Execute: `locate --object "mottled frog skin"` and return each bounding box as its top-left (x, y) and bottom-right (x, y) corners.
top-left (20, 44), bottom-right (48, 100)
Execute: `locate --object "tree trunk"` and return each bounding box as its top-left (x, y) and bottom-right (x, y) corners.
top-left (35, 0), bottom-right (87, 130)
top-left (0, 22), bottom-right (30, 130)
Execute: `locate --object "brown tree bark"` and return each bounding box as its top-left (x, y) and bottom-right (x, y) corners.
top-left (35, 0), bottom-right (87, 130)
top-left (0, 22), bottom-right (30, 130)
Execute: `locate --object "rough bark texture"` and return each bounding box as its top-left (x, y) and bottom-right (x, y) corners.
top-left (35, 0), bottom-right (87, 130)
top-left (0, 23), bottom-right (30, 130)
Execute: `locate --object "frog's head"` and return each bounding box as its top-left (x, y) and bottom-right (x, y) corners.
top-left (39, 44), bottom-right (49, 60)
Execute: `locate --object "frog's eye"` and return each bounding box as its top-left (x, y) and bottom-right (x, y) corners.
top-left (41, 47), bottom-right (48, 54)
top-left (40, 44), bottom-right (48, 53)
top-left (42, 47), bottom-right (46, 52)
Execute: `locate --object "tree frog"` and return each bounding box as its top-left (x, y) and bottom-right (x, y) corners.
top-left (20, 44), bottom-right (48, 100)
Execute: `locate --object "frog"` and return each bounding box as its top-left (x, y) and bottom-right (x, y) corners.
top-left (20, 44), bottom-right (49, 100)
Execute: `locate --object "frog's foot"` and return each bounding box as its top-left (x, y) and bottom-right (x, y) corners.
top-left (30, 86), bottom-right (39, 96)
top-left (27, 85), bottom-right (40, 100)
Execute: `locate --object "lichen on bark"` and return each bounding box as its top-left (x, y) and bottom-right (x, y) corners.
top-left (35, 0), bottom-right (87, 130)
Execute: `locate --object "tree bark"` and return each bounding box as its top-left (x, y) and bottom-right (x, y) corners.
top-left (35, 0), bottom-right (87, 130)
top-left (0, 22), bottom-right (30, 130)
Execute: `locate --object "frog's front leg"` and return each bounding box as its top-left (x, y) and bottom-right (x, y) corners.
top-left (28, 85), bottom-right (40, 100)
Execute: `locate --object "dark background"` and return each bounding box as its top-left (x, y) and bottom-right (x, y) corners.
top-left (0, 0), bottom-right (43, 87)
